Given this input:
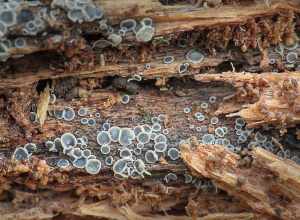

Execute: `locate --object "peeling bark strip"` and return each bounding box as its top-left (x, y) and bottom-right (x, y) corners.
top-left (195, 72), bottom-right (300, 130)
top-left (180, 141), bottom-right (300, 219)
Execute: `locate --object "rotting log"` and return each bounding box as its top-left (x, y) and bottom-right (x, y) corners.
top-left (181, 141), bottom-right (300, 219)
top-left (0, 0), bottom-right (300, 220)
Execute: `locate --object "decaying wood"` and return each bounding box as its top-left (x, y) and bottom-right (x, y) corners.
top-left (181, 141), bottom-right (300, 219)
top-left (0, 0), bottom-right (300, 219)
top-left (195, 72), bottom-right (300, 131)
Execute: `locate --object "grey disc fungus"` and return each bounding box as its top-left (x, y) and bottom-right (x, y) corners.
top-left (167, 148), bottom-right (180, 160)
top-left (184, 173), bottom-right (193, 184)
top-left (142, 124), bottom-right (152, 133)
top-left (154, 134), bottom-right (167, 144)
top-left (119, 127), bottom-right (135, 146)
top-left (183, 107), bottom-right (191, 114)
top-left (151, 123), bottom-right (161, 132)
top-left (0, 9), bottom-right (17, 27)
top-left (163, 56), bottom-right (175, 64)
top-left (235, 117), bottom-right (245, 126)
top-left (80, 118), bottom-right (88, 125)
top-left (69, 147), bottom-right (83, 158)
top-left (200, 102), bottom-right (208, 109)
top-left (109, 126), bottom-right (121, 142)
top-left (120, 94), bottom-right (130, 104)
top-left (97, 131), bottom-right (111, 146)
top-left (61, 132), bottom-right (77, 150)
top-left (102, 122), bottom-right (111, 130)
top-left (196, 114), bottom-right (205, 122)
top-left (135, 26), bottom-right (155, 42)
top-left (78, 107), bottom-right (88, 116)
top-left (120, 18), bottom-right (137, 32)
top-left (162, 129), bottom-right (169, 135)
top-left (150, 132), bottom-right (157, 140)
top-left (95, 112), bottom-right (101, 118)
top-left (255, 132), bottom-right (267, 143)
top-left (151, 116), bottom-right (160, 124)
top-left (100, 145), bottom-right (111, 155)
top-left (286, 52), bottom-right (298, 64)
top-left (24, 143), bottom-right (37, 155)
top-left (222, 126), bottom-right (229, 134)
top-left (12, 147), bottom-right (29, 161)
top-left (164, 173), bottom-right (178, 183)
top-left (202, 134), bottom-right (215, 144)
top-left (154, 142), bottom-right (167, 152)
top-left (137, 143), bottom-right (144, 149)
top-left (210, 116), bottom-right (219, 125)
top-left (113, 158), bottom-right (129, 175)
top-left (73, 157), bottom-right (88, 169)
top-left (82, 149), bottom-right (91, 158)
top-left (45, 141), bottom-right (57, 152)
top-left (105, 156), bottom-right (114, 166)
top-left (88, 118), bottom-right (96, 126)
top-left (133, 125), bottom-right (143, 136)
top-left (54, 109), bottom-right (64, 120)
top-left (208, 96), bottom-right (217, 103)
top-left (108, 33), bottom-right (122, 47)
top-left (57, 159), bottom-right (70, 169)
top-left (215, 138), bottom-right (223, 145)
top-left (178, 63), bottom-right (189, 74)
top-left (185, 49), bottom-right (204, 64)
top-left (49, 93), bottom-right (56, 104)
top-left (14, 37), bottom-right (27, 49)
top-left (215, 127), bottom-right (225, 138)
top-left (120, 148), bottom-right (132, 158)
top-left (137, 132), bottom-right (150, 144)
top-left (145, 150), bottom-right (158, 163)
top-left (134, 159), bottom-right (150, 177)
top-left (133, 148), bottom-right (142, 155)
top-left (62, 107), bottom-right (76, 121)
top-left (140, 17), bottom-right (153, 27)
top-left (54, 138), bottom-right (63, 151)
top-left (85, 158), bottom-right (102, 175)
top-left (29, 112), bottom-right (37, 122)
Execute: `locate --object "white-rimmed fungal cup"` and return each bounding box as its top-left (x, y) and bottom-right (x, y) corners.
top-left (167, 147), bottom-right (180, 160)
top-left (63, 107), bottom-right (75, 121)
top-left (85, 158), bottom-right (101, 175)
top-left (185, 49), bottom-right (204, 64)
top-left (97, 131), bottom-right (111, 146)
top-left (12, 147), bottom-right (29, 161)
top-left (61, 133), bottom-right (77, 150)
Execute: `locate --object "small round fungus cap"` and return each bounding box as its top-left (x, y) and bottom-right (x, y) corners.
top-left (57, 159), bottom-right (70, 169)
top-left (154, 134), bottom-right (167, 144)
top-left (0, 9), bottom-right (16, 26)
top-left (154, 142), bottom-right (167, 152)
top-left (109, 126), bottom-right (121, 142)
top-left (215, 127), bottom-right (225, 138)
top-left (208, 96), bottom-right (217, 103)
top-left (120, 94), bottom-right (130, 104)
top-left (120, 18), bottom-right (137, 32)
top-left (24, 143), bottom-right (37, 155)
top-left (134, 159), bottom-right (148, 176)
top-left (73, 157), bottom-right (88, 169)
top-left (12, 147), bottom-right (29, 161)
top-left (97, 131), bottom-right (111, 146)
top-left (167, 147), bottom-right (180, 160)
top-left (145, 150), bottom-right (158, 164)
top-left (113, 158), bottom-right (129, 174)
top-left (14, 37), bottom-right (27, 48)
top-left (164, 173), bottom-right (178, 183)
top-left (61, 132), bottom-right (77, 149)
top-left (210, 116), bottom-right (219, 125)
top-left (82, 149), bottom-right (91, 158)
top-left (163, 56), bottom-right (175, 64)
top-left (286, 52), bottom-right (298, 64)
top-left (88, 118), bottom-right (96, 126)
top-left (151, 123), bottom-right (161, 132)
top-left (137, 132), bottom-right (150, 144)
top-left (85, 158), bottom-right (102, 175)
top-left (178, 63), bottom-right (189, 74)
top-left (100, 145), bottom-right (111, 155)
top-left (134, 125), bottom-right (143, 136)
top-left (135, 26), bottom-right (155, 42)
top-left (63, 107), bottom-right (75, 121)
top-left (83, 4), bottom-right (103, 21)
top-left (119, 128), bottom-right (135, 146)
top-left (140, 17), bottom-right (153, 27)
top-left (105, 156), bottom-right (114, 166)
top-left (78, 107), bottom-right (88, 116)
top-left (202, 134), bottom-right (215, 145)
top-left (185, 49), bottom-right (204, 64)
top-left (120, 148), bottom-right (132, 158)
